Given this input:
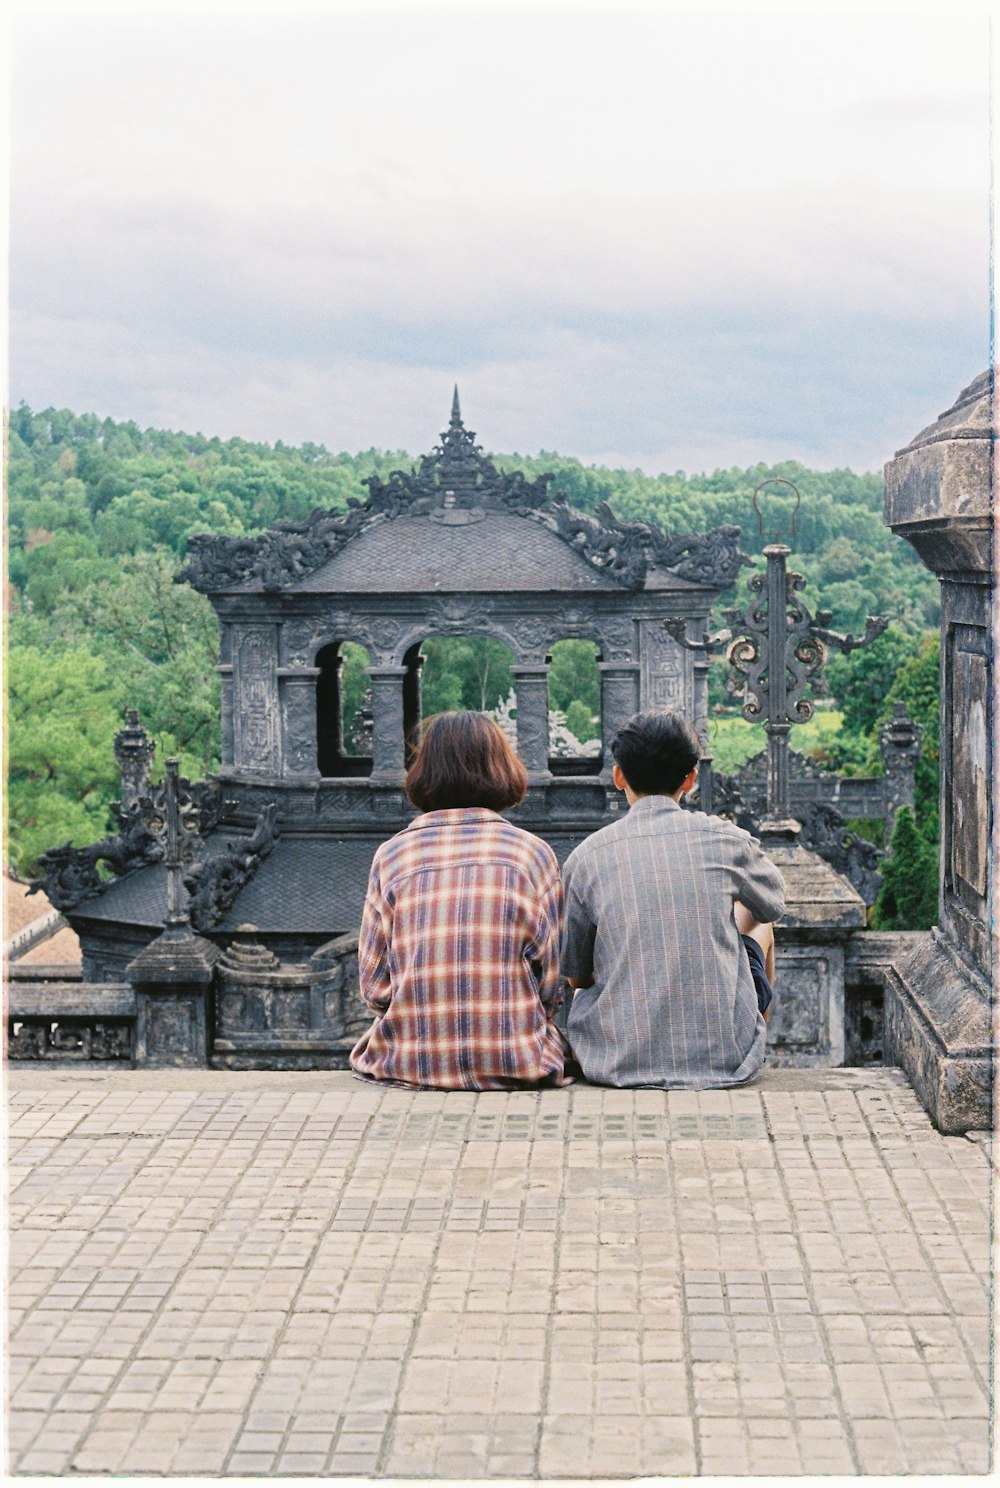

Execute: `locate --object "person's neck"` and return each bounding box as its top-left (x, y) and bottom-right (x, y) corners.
top-left (625, 788), bottom-right (682, 807)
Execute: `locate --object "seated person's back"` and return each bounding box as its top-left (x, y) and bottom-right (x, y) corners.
top-left (561, 709), bottom-right (784, 1089)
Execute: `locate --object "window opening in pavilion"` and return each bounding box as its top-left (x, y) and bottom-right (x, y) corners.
top-left (547, 638), bottom-right (602, 775)
top-left (316, 641), bottom-right (373, 777)
top-left (413, 637), bottom-right (517, 746)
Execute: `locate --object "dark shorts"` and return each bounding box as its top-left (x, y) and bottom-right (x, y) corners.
top-left (741, 934), bottom-right (773, 1015)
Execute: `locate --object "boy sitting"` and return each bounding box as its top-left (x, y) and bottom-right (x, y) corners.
top-left (560, 709), bottom-right (784, 1089)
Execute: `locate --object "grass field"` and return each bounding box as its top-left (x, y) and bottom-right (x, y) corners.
top-left (706, 708), bottom-right (845, 773)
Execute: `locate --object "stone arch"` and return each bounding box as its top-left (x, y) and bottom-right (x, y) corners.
top-left (547, 637), bottom-right (603, 775)
top-left (391, 616), bottom-right (525, 666)
top-left (315, 640), bottom-right (373, 778)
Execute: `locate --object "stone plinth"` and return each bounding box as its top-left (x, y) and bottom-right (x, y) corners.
top-left (882, 370), bottom-right (993, 1132)
top-left (766, 839), bottom-right (867, 1067)
top-left (126, 927), bottom-right (220, 1067)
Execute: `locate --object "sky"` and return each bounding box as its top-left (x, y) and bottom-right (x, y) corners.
top-left (9, 4), bottom-right (992, 475)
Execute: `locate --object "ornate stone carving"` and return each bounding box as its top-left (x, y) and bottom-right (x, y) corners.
top-left (8, 1020), bottom-right (132, 1061)
top-left (114, 710), bottom-right (156, 810)
top-left (536, 501), bottom-right (649, 588)
top-left (281, 674), bottom-right (319, 775)
top-left (798, 803), bottom-right (885, 907)
top-left (218, 925), bottom-right (280, 973)
top-left (708, 772), bottom-right (884, 905)
top-left (317, 787), bottom-right (373, 821)
top-left (951, 651), bottom-right (989, 896)
top-left (364, 388), bottom-right (554, 520)
top-left (234, 628), bottom-right (279, 773)
top-left (180, 502), bottom-right (382, 595)
top-left (598, 617), bottom-right (635, 661)
top-left (640, 622), bottom-right (688, 712)
top-left (647, 523), bottom-right (751, 588)
top-left (425, 595), bottom-right (494, 634)
top-left (511, 666), bottom-right (551, 775)
top-left (32, 778), bottom-right (229, 913)
top-left (180, 395), bottom-right (749, 599)
top-left (879, 703), bottom-right (922, 808)
top-left (184, 805), bottom-right (278, 932)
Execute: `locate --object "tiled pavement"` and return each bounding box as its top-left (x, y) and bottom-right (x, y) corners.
top-left (6, 1065), bottom-right (993, 1477)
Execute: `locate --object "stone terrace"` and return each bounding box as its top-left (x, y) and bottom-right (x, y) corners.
top-left (7, 1065), bottom-right (992, 1478)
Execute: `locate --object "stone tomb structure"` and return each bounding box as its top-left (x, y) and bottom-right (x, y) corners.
top-left (882, 370), bottom-right (994, 1131)
top-left (54, 397), bottom-right (748, 1000)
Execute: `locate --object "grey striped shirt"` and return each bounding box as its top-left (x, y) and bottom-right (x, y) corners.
top-left (560, 795), bottom-right (785, 1089)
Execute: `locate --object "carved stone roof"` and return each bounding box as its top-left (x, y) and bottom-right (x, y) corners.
top-left (290, 510), bottom-right (619, 593)
top-left (68, 830), bottom-right (587, 935)
top-left (179, 392), bottom-right (750, 596)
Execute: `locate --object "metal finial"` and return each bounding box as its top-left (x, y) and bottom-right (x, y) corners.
top-left (753, 477), bottom-right (801, 541)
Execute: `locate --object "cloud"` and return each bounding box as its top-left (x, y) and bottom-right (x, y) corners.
top-left (8, 9), bottom-right (990, 475)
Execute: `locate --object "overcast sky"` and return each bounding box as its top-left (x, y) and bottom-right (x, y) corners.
top-left (10, 5), bottom-right (991, 474)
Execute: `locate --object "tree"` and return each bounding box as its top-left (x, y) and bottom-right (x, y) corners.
top-left (873, 807), bottom-right (938, 930)
top-left (824, 625), bottom-right (922, 738)
top-left (6, 644), bottom-right (125, 872)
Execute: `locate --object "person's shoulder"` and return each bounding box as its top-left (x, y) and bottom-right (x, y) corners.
top-left (497, 819), bottom-right (560, 875)
top-left (686, 810), bottom-right (760, 853)
top-left (564, 815), bottom-right (631, 873)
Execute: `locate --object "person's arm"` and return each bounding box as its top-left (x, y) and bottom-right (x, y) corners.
top-left (734, 834), bottom-right (786, 925)
top-left (560, 857), bottom-right (597, 991)
top-left (357, 856), bottom-right (393, 1014)
top-left (529, 864), bottom-right (565, 1014)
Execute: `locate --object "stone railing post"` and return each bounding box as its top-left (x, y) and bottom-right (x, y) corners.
top-left (512, 664), bottom-right (552, 782)
top-left (367, 665), bottom-right (409, 784)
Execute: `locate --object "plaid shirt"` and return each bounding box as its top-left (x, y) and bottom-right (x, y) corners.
top-left (350, 808), bottom-right (566, 1090)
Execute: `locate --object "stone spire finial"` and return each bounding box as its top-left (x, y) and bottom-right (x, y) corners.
top-left (450, 384), bottom-right (462, 426)
top-left (114, 708), bottom-right (155, 811)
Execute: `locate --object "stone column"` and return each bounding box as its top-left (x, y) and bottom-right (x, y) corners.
top-left (598, 661), bottom-right (641, 782)
top-left (512, 665), bottom-right (552, 782)
top-left (217, 665), bottom-right (235, 769)
top-left (114, 710), bottom-right (155, 809)
top-left (879, 703), bottom-right (921, 832)
top-left (127, 934), bottom-right (220, 1067)
top-left (367, 665), bottom-right (409, 784)
top-left (881, 369), bottom-right (993, 1132)
top-left (278, 667), bottom-right (322, 779)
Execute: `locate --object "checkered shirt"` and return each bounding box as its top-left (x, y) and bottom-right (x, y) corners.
top-left (350, 807), bottom-right (567, 1090)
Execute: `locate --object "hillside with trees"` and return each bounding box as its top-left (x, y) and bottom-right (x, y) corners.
top-left (6, 403), bottom-right (940, 922)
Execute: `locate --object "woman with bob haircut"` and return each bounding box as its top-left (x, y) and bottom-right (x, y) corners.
top-left (350, 711), bottom-right (568, 1090)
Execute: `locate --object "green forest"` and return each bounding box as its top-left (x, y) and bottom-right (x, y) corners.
top-left (6, 403), bottom-right (941, 927)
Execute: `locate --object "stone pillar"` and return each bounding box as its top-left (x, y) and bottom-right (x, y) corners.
top-left (598, 661), bottom-right (641, 782)
top-left (367, 665), bottom-right (409, 784)
top-left (403, 652), bottom-right (425, 765)
top-left (763, 835), bottom-right (866, 1067)
top-left (114, 709), bottom-right (155, 809)
top-left (879, 703), bottom-right (921, 831)
top-left (512, 664), bottom-right (552, 782)
top-left (279, 667), bottom-right (322, 779)
top-left (126, 931), bottom-right (220, 1067)
top-left (881, 369), bottom-right (993, 1132)
top-left (217, 665), bottom-right (235, 768)
top-left (232, 626), bottom-right (280, 775)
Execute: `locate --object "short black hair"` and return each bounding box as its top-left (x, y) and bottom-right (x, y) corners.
top-left (611, 710), bottom-right (701, 795)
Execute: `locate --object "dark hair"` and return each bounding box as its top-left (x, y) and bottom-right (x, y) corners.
top-left (406, 711), bottom-right (528, 813)
top-left (611, 709), bottom-right (701, 795)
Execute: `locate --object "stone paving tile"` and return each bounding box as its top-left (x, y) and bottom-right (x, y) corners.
top-left (6, 1065), bottom-right (993, 1477)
